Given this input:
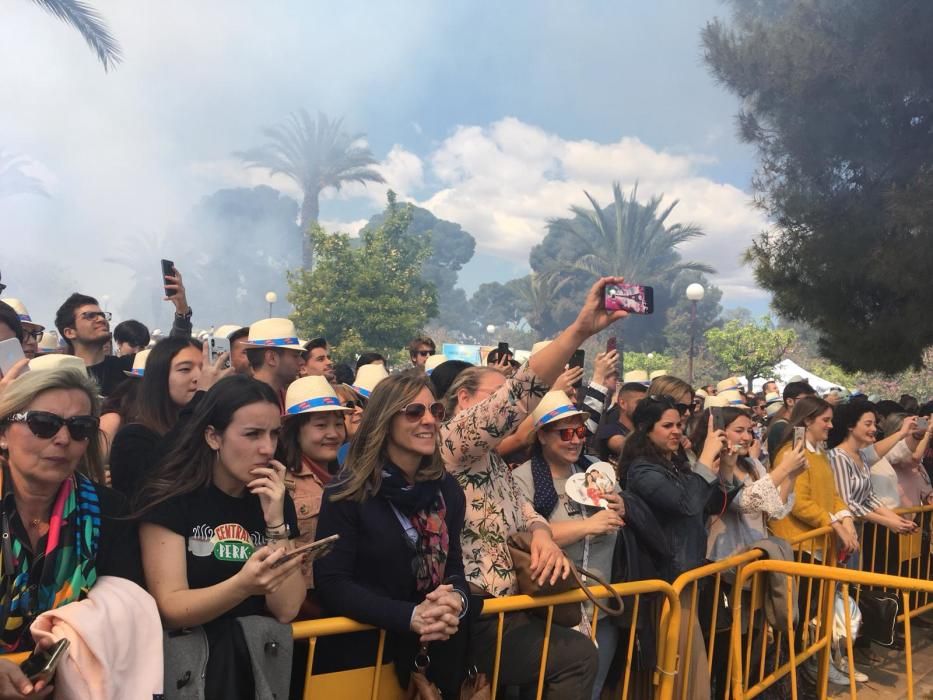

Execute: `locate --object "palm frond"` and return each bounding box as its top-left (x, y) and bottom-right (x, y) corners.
top-left (32, 0), bottom-right (122, 72)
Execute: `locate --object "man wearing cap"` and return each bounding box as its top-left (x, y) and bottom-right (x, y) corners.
top-left (596, 382), bottom-right (648, 461)
top-left (245, 318), bottom-right (306, 411)
top-left (303, 338), bottom-right (337, 384)
top-left (3, 298), bottom-right (44, 360)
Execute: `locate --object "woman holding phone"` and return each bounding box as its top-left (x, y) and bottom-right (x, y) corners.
top-left (136, 375), bottom-right (305, 699)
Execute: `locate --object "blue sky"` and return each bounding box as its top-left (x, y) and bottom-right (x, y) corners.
top-left (1, 0), bottom-right (770, 327)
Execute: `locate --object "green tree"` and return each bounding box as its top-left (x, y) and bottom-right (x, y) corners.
top-left (469, 281), bottom-right (523, 329)
top-left (705, 318), bottom-right (796, 391)
top-left (624, 352), bottom-right (676, 375)
top-left (510, 273), bottom-right (571, 337)
top-left (236, 111), bottom-right (386, 268)
top-left (289, 192), bottom-right (437, 357)
top-left (703, 1), bottom-right (933, 372)
top-left (32, 0), bottom-right (122, 71)
top-left (530, 183), bottom-right (715, 350)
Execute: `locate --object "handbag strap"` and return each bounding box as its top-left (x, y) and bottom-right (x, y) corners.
top-left (568, 562), bottom-right (624, 617)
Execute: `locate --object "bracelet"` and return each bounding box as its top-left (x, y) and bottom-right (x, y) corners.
top-left (265, 521), bottom-right (285, 530)
top-left (265, 525), bottom-right (290, 541)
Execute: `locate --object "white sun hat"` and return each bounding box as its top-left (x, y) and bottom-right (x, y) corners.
top-left (649, 370), bottom-right (670, 380)
top-left (37, 331), bottom-right (63, 354)
top-left (213, 324), bottom-right (243, 339)
top-left (531, 390), bottom-right (587, 430)
top-left (717, 377), bottom-right (743, 394)
top-left (28, 354), bottom-right (86, 373)
top-left (284, 376), bottom-right (350, 416)
top-left (623, 370), bottom-right (650, 385)
top-left (424, 354), bottom-right (449, 375)
top-left (244, 318), bottom-right (305, 351)
top-left (3, 298), bottom-right (44, 333)
top-left (123, 349), bottom-right (152, 378)
top-left (352, 364), bottom-right (389, 398)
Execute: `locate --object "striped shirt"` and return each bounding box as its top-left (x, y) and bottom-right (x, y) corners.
top-left (828, 445), bottom-right (884, 518)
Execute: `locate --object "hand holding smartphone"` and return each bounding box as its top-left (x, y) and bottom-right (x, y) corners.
top-left (160, 259), bottom-right (176, 298)
top-left (793, 426), bottom-right (807, 452)
top-left (603, 283), bottom-right (654, 314)
top-left (20, 638), bottom-right (69, 684)
top-left (569, 349), bottom-right (585, 388)
top-left (606, 336), bottom-right (617, 354)
top-left (208, 336), bottom-right (231, 368)
top-left (272, 534), bottom-right (339, 568)
top-left (0, 337), bottom-right (26, 377)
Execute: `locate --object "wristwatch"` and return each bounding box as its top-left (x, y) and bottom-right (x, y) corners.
top-left (175, 306), bottom-right (193, 321)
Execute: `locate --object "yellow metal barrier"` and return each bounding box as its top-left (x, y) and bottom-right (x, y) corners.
top-left (292, 579), bottom-right (680, 700)
top-left (730, 560), bottom-right (933, 700)
top-left (657, 526), bottom-right (836, 700)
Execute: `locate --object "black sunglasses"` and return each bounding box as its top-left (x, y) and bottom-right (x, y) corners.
top-left (415, 350), bottom-right (434, 357)
top-left (344, 399), bottom-right (366, 410)
top-left (400, 402), bottom-right (446, 422)
top-left (648, 394), bottom-right (690, 415)
top-left (7, 411), bottom-right (100, 441)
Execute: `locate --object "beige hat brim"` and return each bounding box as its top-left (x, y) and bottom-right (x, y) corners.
top-left (533, 407), bottom-right (587, 431)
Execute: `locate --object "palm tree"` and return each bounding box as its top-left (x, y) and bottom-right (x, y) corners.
top-left (235, 110), bottom-right (386, 268)
top-left (0, 151), bottom-right (49, 199)
top-left (31, 0), bottom-right (122, 71)
top-left (547, 182), bottom-right (715, 285)
top-left (511, 272), bottom-right (571, 336)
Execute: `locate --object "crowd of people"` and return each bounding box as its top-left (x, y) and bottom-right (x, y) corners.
top-left (0, 267), bottom-right (931, 699)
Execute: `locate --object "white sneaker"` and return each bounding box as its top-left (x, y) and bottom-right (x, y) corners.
top-left (834, 656), bottom-right (868, 683)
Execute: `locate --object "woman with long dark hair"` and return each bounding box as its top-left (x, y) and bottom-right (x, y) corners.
top-left (314, 370), bottom-right (468, 697)
top-left (136, 375), bottom-right (305, 699)
top-left (109, 337), bottom-right (206, 497)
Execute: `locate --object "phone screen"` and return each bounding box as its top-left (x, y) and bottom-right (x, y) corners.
top-left (712, 407), bottom-right (725, 432)
top-left (569, 349), bottom-right (585, 389)
top-left (161, 259), bottom-right (176, 297)
top-left (604, 283), bottom-right (654, 314)
top-left (606, 336), bottom-right (617, 354)
top-left (793, 426), bottom-right (807, 450)
top-left (209, 336), bottom-right (231, 367)
top-left (0, 337), bottom-right (26, 376)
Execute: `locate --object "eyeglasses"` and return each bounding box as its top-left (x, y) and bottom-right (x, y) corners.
top-left (400, 402), bottom-right (446, 422)
top-left (415, 350), bottom-right (434, 357)
top-left (545, 425), bottom-right (587, 442)
top-left (648, 395), bottom-right (690, 415)
top-left (25, 329), bottom-right (44, 342)
top-left (6, 411), bottom-right (100, 441)
top-left (79, 311), bottom-right (111, 322)
top-left (344, 400), bottom-right (366, 410)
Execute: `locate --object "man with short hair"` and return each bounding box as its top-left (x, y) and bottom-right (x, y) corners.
top-left (228, 327), bottom-right (251, 376)
top-left (762, 380), bottom-right (779, 396)
top-left (303, 338), bottom-right (336, 384)
top-left (245, 319), bottom-right (305, 408)
top-left (408, 334), bottom-right (436, 368)
top-left (596, 381), bottom-right (649, 460)
top-left (112, 319), bottom-right (151, 356)
top-left (766, 381), bottom-right (816, 457)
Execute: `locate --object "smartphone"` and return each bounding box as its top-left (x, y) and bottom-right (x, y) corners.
top-left (497, 342), bottom-right (510, 358)
top-left (20, 638), bottom-right (70, 684)
top-left (917, 418), bottom-right (929, 431)
top-left (0, 337), bottom-right (26, 376)
top-left (272, 534), bottom-right (340, 568)
top-left (606, 336), bottom-right (617, 354)
top-left (160, 259), bottom-right (176, 297)
top-left (603, 283), bottom-right (654, 314)
top-left (569, 349), bottom-right (585, 388)
top-left (208, 335), bottom-right (231, 368)
top-left (712, 407), bottom-right (725, 432)
top-left (793, 426), bottom-right (807, 451)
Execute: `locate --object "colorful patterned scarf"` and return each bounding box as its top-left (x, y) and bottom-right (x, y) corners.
top-left (379, 463), bottom-right (449, 592)
top-left (0, 470), bottom-right (100, 652)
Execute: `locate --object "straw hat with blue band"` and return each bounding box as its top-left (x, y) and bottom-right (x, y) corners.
top-left (244, 318), bottom-right (306, 351)
top-left (284, 376), bottom-right (351, 417)
top-left (764, 391), bottom-right (783, 417)
top-left (716, 377), bottom-right (743, 394)
top-left (531, 390), bottom-right (587, 431)
top-left (717, 389), bottom-right (746, 407)
top-left (352, 363), bottom-right (389, 398)
top-left (3, 298), bottom-right (44, 333)
top-left (123, 349), bottom-right (151, 378)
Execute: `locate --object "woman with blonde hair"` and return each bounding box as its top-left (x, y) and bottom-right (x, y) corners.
top-left (0, 366), bottom-right (141, 692)
top-left (314, 369), bottom-right (469, 697)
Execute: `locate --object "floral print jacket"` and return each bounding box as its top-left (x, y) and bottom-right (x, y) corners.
top-left (440, 364), bottom-right (550, 597)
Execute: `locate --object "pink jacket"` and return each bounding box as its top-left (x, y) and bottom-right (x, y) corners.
top-left (31, 576), bottom-right (163, 700)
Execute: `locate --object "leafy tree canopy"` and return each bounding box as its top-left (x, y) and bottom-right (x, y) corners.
top-left (289, 192), bottom-right (437, 358)
top-left (705, 317), bottom-right (796, 391)
top-left (704, 0), bottom-right (933, 372)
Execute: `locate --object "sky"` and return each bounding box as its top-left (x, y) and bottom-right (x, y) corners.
top-left (0, 0), bottom-right (770, 329)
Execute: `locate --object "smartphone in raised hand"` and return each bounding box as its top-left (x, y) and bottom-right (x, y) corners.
top-left (208, 336), bottom-right (231, 368)
top-left (604, 283), bottom-right (654, 314)
top-left (569, 349), bottom-right (585, 388)
top-left (793, 426), bottom-right (807, 451)
top-left (161, 259), bottom-right (176, 298)
top-left (606, 336), bottom-right (617, 354)
top-left (0, 337), bottom-right (26, 376)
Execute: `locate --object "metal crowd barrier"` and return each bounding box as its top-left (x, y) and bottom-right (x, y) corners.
top-left (292, 579), bottom-right (680, 700)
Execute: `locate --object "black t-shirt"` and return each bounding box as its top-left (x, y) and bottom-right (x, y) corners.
top-left (88, 354), bottom-right (134, 397)
top-left (141, 485), bottom-right (299, 622)
top-left (595, 406), bottom-right (631, 460)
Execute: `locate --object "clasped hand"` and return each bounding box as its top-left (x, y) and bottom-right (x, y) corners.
top-left (411, 584), bottom-right (463, 643)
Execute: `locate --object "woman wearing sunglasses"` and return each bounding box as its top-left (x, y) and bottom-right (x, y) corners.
top-left (0, 365), bottom-right (142, 695)
top-left (313, 370), bottom-right (469, 697)
top-left (513, 390), bottom-right (625, 700)
top-left (276, 376), bottom-right (349, 609)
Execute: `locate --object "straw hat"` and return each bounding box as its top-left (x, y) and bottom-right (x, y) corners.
top-left (718, 389), bottom-right (746, 407)
top-left (695, 388), bottom-right (709, 399)
top-left (2, 298), bottom-right (44, 332)
top-left (530, 340), bottom-right (552, 356)
top-left (284, 376), bottom-right (349, 416)
top-left (764, 391), bottom-right (783, 417)
top-left (649, 370), bottom-right (670, 380)
top-left (531, 390), bottom-right (587, 430)
top-left (424, 354), bottom-right (449, 375)
top-left (623, 370), bottom-right (649, 385)
top-left (704, 395), bottom-right (729, 410)
top-left (352, 363), bottom-right (389, 398)
top-left (37, 331), bottom-right (62, 354)
top-left (716, 377), bottom-right (742, 394)
top-left (244, 318), bottom-right (305, 351)
top-left (28, 354), bottom-right (86, 373)
top-left (213, 324), bottom-right (242, 339)
top-left (124, 349), bottom-right (152, 377)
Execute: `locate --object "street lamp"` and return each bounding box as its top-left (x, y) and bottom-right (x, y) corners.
top-left (686, 283), bottom-right (705, 386)
top-left (265, 291), bottom-right (278, 318)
